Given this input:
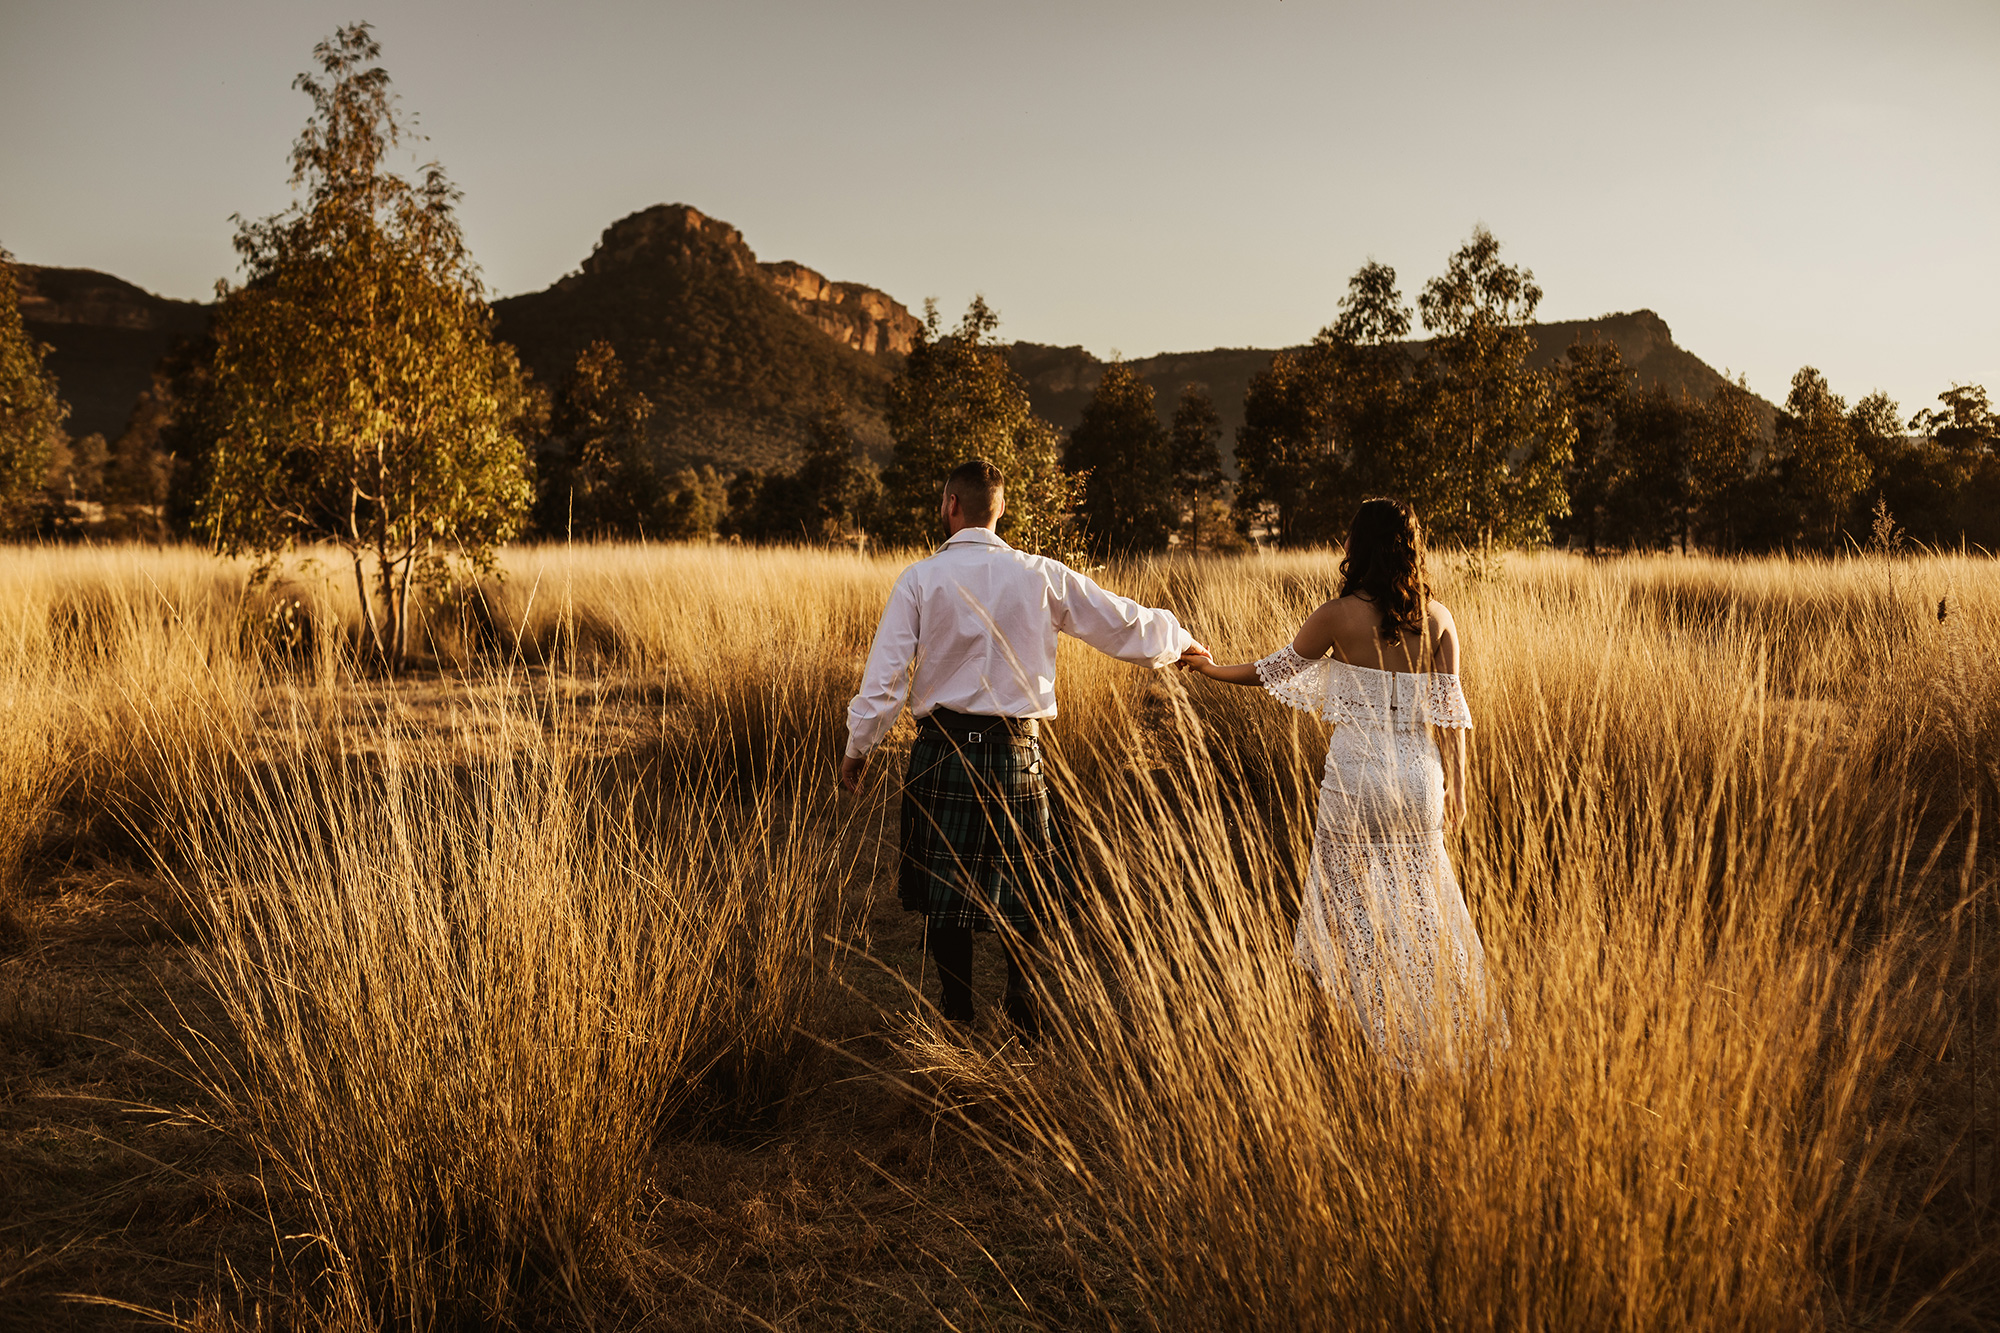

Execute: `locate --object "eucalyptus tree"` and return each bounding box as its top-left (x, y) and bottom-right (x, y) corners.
top-left (874, 297), bottom-right (1081, 557)
top-left (192, 24), bottom-right (533, 669)
top-left (1168, 384), bottom-right (1228, 553)
top-left (0, 250), bottom-right (65, 534)
top-left (1772, 368), bottom-right (1868, 550)
top-left (1409, 228), bottom-right (1574, 547)
top-left (534, 339), bottom-right (655, 539)
top-left (1065, 363), bottom-right (1175, 555)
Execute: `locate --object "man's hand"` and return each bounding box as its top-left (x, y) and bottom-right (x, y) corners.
top-left (1176, 641), bottom-right (1213, 671)
top-left (838, 752), bottom-right (869, 794)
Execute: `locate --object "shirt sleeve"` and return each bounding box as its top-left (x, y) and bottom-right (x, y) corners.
top-left (1255, 644), bottom-right (1332, 717)
top-left (1053, 566), bottom-right (1195, 667)
top-left (845, 570), bottom-right (921, 758)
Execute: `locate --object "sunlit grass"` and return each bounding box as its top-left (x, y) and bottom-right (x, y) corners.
top-left (0, 541), bottom-right (1990, 1327)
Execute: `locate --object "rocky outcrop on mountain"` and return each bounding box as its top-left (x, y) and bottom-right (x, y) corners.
top-left (16, 266), bottom-right (208, 440)
top-left (760, 260), bottom-right (920, 358)
top-left (493, 204), bottom-right (898, 472)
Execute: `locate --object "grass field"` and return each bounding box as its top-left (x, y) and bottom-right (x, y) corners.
top-left (0, 542), bottom-right (1994, 1330)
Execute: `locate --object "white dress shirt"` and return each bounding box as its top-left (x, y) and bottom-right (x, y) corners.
top-left (844, 527), bottom-right (1195, 759)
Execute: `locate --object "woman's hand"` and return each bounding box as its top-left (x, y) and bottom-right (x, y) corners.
top-left (1443, 782), bottom-right (1466, 834)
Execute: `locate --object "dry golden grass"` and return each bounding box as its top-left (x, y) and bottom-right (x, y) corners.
top-left (0, 541), bottom-right (1992, 1329)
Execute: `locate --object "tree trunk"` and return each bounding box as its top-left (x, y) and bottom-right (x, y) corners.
top-left (352, 554), bottom-right (387, 665)
top-left (395, 541), bottom-right (420, 666)
top-left (377, 541), bottom-right (403, 675)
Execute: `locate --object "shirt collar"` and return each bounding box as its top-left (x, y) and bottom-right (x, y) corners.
top-left (940, 526), bottom-right (1010, 551)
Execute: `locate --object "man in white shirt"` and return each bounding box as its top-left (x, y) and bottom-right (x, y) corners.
top-left (840, 459), bottom-right (1205, 1033)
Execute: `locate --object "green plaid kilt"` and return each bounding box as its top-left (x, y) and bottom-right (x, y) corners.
top-left (898, 727), bottom-right (1067, 931)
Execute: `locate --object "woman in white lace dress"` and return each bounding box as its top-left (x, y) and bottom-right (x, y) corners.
top-left (1185, 498), bottom-right (1503, 1071)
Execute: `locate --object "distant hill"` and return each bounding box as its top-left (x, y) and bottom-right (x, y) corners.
top-left (1011, 309), bottom-right (1775, 475)
top-left (491, 205), bottom-right (920, 472)
top-left (16, 266), bottom-right (208, 440)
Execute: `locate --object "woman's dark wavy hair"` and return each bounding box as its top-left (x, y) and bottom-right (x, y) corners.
top-left (1339, 497), bottom-right (1430, 643)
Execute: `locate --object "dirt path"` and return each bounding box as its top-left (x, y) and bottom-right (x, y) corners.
top-left (0, 873), bottom-right (275, 1329)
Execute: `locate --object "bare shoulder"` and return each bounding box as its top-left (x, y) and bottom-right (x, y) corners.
top-left (1426, 599), bottom-right (1461, 673)
top-left (1323, 594), bottom-right (1381, 630)
top-left (1292, 594), bottom-right (1368, 659)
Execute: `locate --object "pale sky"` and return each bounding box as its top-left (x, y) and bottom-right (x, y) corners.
top-left (3, 0), bottom-right (1996, 418)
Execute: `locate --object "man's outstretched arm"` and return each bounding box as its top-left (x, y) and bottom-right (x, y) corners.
top-left (841, 572), bottom-right (920, 791)
top-left (1055, 567), bottom-right (1203, 666)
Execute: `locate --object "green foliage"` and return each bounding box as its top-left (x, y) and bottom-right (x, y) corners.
top-left (188, 25), bottom-right (532, 668)
top-left (1911, 384), bottom-right (1998, 458)
top-left (1065, 363), bottom-right (1176, 555)
top-left (1233, 261), bottom-right (1415, 547)
top-left (654, 466), bottom-right (726, 541)
top-left (1686, 377), bottom-right (1763, 550)
top-left (722, 403), bottom-right (877, 545)
top-left (1233, 346), bottom-right (1338, 546)
top-left (875, 297), bottom-right (1082, 556)
top-left (534, 340), bottom-right (657, 539)
top-left (1608, 384), bottom-right (1696, 550)
top-left (0, 250), bottom-right (66, 534)
top-left (1408, 228), bottom-right (1574, 547)
top-left (1168, 384), bottom-right (1230, 553)
top-left (1320, 261), bottom-right (1416, 507)
top-left (1555, 338), bottom-right (1633, 552)
top-left (1850, 383), bottom-right (2000, 550)
top-left (1234, 238), bottom-right (1572, 551)
top-left (1769, 368), bottom-right (1869, 550)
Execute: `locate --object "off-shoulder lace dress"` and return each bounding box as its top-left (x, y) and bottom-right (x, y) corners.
top-left (1257, 644), bottom-right (1505, 1072)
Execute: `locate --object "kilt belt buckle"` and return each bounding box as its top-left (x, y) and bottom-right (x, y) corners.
top-left (966, 730), bottom-right (983, 744)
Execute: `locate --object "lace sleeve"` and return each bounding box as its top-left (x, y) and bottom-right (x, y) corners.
top-left (1255, 644), bottom-right (1330, 718)
top-left (1421, 673), bottom-right (1474, 729)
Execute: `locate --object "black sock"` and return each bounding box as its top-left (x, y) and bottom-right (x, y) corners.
top-left (927, 923), bottom-right (974, 1022)
top-left (1003, 933), bottom-right (1040, 1039)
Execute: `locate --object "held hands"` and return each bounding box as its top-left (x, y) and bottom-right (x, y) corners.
top-left (1176, 642), bottom-right (1216, 675)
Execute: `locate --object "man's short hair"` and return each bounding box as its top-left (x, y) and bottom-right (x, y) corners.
top-left (944, 459), bottom-right (1005, 524)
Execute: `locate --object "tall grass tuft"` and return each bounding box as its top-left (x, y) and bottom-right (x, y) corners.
top-left (161, 690), bottom-right (859, 1326)
top-left (920, 549), bottom-right (1991, 1331)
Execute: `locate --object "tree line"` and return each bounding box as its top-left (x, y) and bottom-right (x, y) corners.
top-left (2, 25), bottom-right (1995, 670)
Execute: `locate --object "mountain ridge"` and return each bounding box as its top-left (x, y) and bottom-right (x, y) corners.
top-left (1011, 309), bottom-right (1774, 473)
top-left (16, 265), bottom-right (207, 441)
top-left (14, 206), bottom-right (1776, 475)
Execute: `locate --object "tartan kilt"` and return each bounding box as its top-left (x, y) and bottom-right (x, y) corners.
top-left (898, 728), bottom-right (1067, 931)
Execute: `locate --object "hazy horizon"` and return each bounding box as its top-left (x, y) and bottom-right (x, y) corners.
top-left (3, 0), bottom-right (1996, 419)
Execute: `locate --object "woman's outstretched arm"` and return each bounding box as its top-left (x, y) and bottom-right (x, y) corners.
top-left (1181, 601), bottom-right (1343, 687)
top-left (1186, 656), bottom-right (1264, 686)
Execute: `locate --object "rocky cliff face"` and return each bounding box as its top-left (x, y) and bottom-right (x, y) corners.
top-left (554, 204), bottom-right (918, 359)
top-left (760, 260), bottom-right (920, 358)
